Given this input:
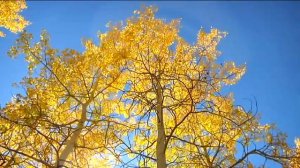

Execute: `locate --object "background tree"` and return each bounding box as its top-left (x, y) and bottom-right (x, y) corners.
top-left (0, 0), bottom-right (29, 37)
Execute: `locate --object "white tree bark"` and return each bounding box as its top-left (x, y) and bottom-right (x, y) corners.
top-left (58, 104), bottom-right (87, 167)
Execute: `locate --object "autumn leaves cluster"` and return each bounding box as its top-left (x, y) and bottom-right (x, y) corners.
top-left (0, 0), bottom-right (29, 37)
top-left (0, 2), bottom-right (299, 168)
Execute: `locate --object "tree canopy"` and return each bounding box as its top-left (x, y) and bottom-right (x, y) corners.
top-left (0, 5), bottom-right (299, 168)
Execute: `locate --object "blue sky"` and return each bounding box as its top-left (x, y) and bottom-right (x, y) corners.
top-left (0, 1), bottom-right (299, 166)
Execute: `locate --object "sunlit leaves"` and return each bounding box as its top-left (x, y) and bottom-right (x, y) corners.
top-left (0, 0), bottom-right (29, 37)
top-left (286, 138), bottom-right (300, 167)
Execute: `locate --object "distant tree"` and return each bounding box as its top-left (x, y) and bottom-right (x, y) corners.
top-left (0, 0), bottom-right (29, 37)
top-left (0, 5), bottom-right (298, 168)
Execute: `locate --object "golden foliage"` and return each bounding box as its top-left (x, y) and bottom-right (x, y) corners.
top-left (0, 5), bottom-right (298, 168)
top-left (0, 0), bottom-right (29, 37)
top-left (289, 138), bottom-right (300, 167)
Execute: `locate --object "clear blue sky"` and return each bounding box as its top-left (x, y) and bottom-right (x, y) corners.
top-left (0, 1), bottom-right (299, 167)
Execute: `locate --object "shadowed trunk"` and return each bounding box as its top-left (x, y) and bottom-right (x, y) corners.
top-left (156, 82), bottom-right (167, 168)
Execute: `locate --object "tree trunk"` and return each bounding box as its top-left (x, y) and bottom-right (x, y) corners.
top-left (58, 104), bottom-right (87, 167)
top-left (156, 83), bottom-right (167, 168)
